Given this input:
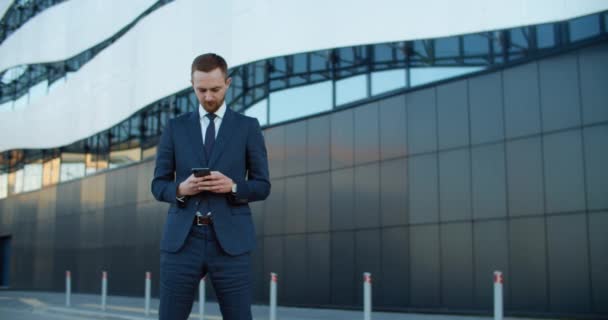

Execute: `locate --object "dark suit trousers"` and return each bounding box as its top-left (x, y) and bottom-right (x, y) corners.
top-left (159, 224), bottom-right (253, 320)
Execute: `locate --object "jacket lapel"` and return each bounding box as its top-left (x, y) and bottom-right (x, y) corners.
top-left (186, 108), bottom-right (207, 166)
top-left (208, 107), bottom-right (236, 168)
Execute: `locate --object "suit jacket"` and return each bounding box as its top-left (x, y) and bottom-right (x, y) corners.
top-left (151, 107), bottom-right (270, 256)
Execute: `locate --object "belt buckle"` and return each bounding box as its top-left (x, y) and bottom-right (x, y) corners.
top-left (195, 212), bottom-right (212, 226)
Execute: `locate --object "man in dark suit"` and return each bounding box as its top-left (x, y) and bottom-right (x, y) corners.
top-left (151, 53), bottom-right (270, 320)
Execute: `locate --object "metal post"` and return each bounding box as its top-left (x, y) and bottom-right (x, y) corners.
top-left (145, 272), bottom-right (151, 316)
top-left (363, 272), bottom-right (372, 320)
top-left (65, 270), bottom-right (71, 307)
top-left (199, 276), bottom-right (206, 319)
top-left (494, 271), bottom-right (503, 320)
top-left (270, 272), bottom-right (278, 320)
top-left (101, 271), bottom-right (107, 312)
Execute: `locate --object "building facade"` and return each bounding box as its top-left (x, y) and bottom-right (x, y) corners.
top-left (0, 0), bottom-right (607, 318)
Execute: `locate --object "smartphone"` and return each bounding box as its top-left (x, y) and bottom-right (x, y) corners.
top-left (191, 167), bottom-right (211, 177)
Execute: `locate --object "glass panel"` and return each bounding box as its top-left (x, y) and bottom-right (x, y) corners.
top-left (569, 14), bottom-right (600, 42)
top-left (371, 69), bottom-right (406, 95)
top-left (0, 173), bottom-right (7, 199)
top-left (373, 44), bottom-right (393, 62)
top-left (409, 153), bottom-right (439, 224)
top-left (109, 147), bottom-right (141, 169)
top-left (464, 33), bottom-right (489, 55)
top-left (244, 99), bottom-right (268, 126)
top-left (435, 37), bottom-right (459, 58)
top-left (439, 149), bottom-right (472, 222)
top-left (1, 65), bottom-right (27, 84)
top-left (269, 81), bottom-right (332, 124)
top-left (510, 27), bottom-right (530, 51)
top-left (336, 74), bottom-right (367, 106)
top-left (28, 80), bottom-right (47, 105)
top-left (142, 146), bottom-right (157, 159)
top-left (14, 168), bottom-right (24, 194)
top-left (293, 53), bottom-right (307, 73)
top-left (543, 130), bottom-right (585, 213)
top-left (536, 23), bottom-right (555, 49)
top-left (60, 152), bottom-right (85, 182)
top-left (42, 157), bottom-right (60, 186)
top-left (410, 66), bottom-right (484, 87)
top-left (506, 137), bottom-right (544, 216)
top-left (310, 51), bottom-right (329, 72)
top-left (23, 162), bottom-right (42, 192)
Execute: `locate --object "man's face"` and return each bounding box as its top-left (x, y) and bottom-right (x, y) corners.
top-left (191, 68), bottom-right (231, 113)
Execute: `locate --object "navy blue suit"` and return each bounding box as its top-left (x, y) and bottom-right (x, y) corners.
top-left (151, 106), bottom-right (270, 319)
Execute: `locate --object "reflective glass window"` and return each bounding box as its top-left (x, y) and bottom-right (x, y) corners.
top-left (270, 57), bottom-right (287, 78)
top-left (109, 148), bottom-right (141, 169)
top-left (42, 157), bottom-right (60, 186)
top-left (60, 153), bottom-right (85, 182)
top-left (244, 99), bottom-right (268, 126)
top-left (410, 66), bottom-right (484, 87)
top-left (336, 74), bottom-right (367, 106)
top-left (569, 14), bottom-right (601, 42)
top-left (0, 173), bottom-right (7, 199)
top-left (14, 168), bottom-right (24, 193)
top-left (374, 44), bottom-right (393, 62)
top-left (464, 34), bottom-right (489, 56)
top-left (293, 53), bottom-right (307, 73)
top-left (371, 69), bottom-right (406, 95)
top-left (536, 23), bottom-right (555, 49)
top-left (269, 81), bottom-right (332, 124)
top-left (435, 37), bottom-right (459, 58)
top-left (310, 51), bottom-right (328, 72)
top-left (23, 162), bottom-right (42, 192)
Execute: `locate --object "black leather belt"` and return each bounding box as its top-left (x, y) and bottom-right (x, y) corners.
top-left (194, 214), bottom-right (213, 226)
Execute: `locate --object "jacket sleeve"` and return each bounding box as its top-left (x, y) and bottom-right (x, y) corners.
top-left (150, 120), bottom-right (181, 206)
top-left (229, 118), bottom-right (271, 204)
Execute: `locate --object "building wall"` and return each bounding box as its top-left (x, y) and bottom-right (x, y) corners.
top-left (0, 42), bottom-right (607, 317)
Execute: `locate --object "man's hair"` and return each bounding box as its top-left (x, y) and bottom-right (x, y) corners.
top-left (191, 53), bottom-right (228, 78)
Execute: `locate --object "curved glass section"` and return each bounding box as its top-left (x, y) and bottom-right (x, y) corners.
top-left (0, 10), bottom-right (606, 198)
top-left (0, 0), bottom-right (174, 107)
top-left (0, 0), bottom-right (67, 45)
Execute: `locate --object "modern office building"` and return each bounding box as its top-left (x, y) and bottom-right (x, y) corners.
top-left (0, 0), bottom-right (607, 318)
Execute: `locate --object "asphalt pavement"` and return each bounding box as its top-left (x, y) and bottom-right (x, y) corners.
top-left (0, 290), bottom-right (553, 320)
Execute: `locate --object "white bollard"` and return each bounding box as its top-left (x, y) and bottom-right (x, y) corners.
top-left (363, 272), bottom-right (372, 320)
top-left (270, 272), bottom-right (278, 320)
top-left (65, 271), bottom-right (71, 307)
top-left (199, 276), bottom-right (206, 319)
top-left (101, 271), bottom-right (108, 312)
top-left (145, 272), bottom-right (151, 316)
top-left (494, 271), bottom-right (503, 320)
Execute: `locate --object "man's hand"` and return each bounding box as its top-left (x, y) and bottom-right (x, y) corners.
top-left (178, 171), bottom-right (234, 196)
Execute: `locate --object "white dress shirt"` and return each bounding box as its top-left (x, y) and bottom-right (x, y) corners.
top-left (199, 102), bottom-right (226, 143)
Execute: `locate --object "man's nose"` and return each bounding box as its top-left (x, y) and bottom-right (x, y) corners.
top-left (204, 94), bottom-right (213, 101)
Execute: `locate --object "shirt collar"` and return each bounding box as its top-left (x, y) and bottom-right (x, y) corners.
top-left (199, 102), bottom-right (227, 120)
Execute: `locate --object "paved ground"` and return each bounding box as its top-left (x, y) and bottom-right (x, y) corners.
top-left (0, 290), bottom-right (552, 320)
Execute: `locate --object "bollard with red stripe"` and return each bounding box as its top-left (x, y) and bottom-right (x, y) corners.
top-left (101, 271), bottom-right (108, 312)
top-left (363, 272), bottom-right (372, 320)
top-left (270, 272), bottom-right (278, 320)
top-left (145, 272), bottom-right (151, 316)
top-left (494, 271), bottom-right (503, 320)
top-left (65, 270), bottom-right (71, 307)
